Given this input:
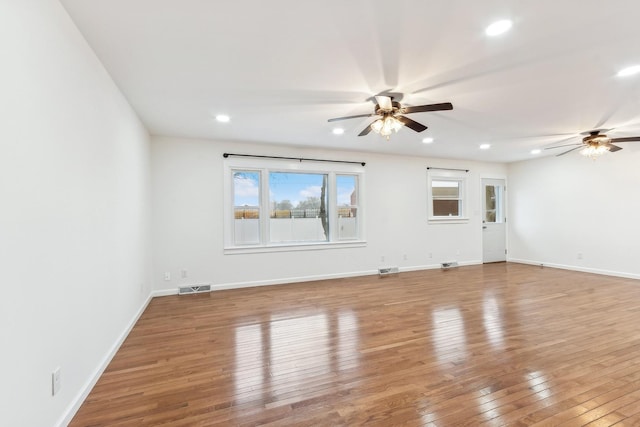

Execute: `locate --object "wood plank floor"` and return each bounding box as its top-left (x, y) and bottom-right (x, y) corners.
top-left (70, 263), bottom-right (640, 426)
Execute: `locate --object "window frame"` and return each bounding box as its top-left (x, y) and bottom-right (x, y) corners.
top-left (427, 170), bottom-right (469, 223)
top-left (224, 157), bottom-right (365, 253)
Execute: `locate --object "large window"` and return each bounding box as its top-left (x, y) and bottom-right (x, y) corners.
top-left (269, 172), bottom-right (328, 243)
top-left (226, 158), bottom-right (364, 250)
top-left (427, 171), bottom-right (468, 222)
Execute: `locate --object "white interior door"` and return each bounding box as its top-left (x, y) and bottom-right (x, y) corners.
top-left (482, 179), bottom-right (506, 263)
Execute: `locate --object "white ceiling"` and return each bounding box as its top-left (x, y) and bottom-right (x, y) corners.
top-left (59, 0), bottom-right (640, 162)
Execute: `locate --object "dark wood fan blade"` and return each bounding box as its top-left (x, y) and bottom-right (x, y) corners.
top-left (610, 136), bottom-right (640, 143)
top-left (328, 113), bottom-right (376, 122)
top-left (605, 143), bottom-right (623, 152)
top-left (395, 115), bottom-right (427, 133)
top-left (358, 123), bottom-right (373, 136)
top-left (402, 102), bottom-right (453, 114)
top-left (545, 143), bottom-right (582, 150)
top-left (557, 146), bottom-right (583, 157)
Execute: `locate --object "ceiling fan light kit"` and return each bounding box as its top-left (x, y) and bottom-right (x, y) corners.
top-left (580, 144), bottom-right (610, 158)
top-left (545, 129), bottom-right (640, 158)
top-left (328, 94), bottom-right (453, 140)
top-left (371, 115), bottom-right (403, 139)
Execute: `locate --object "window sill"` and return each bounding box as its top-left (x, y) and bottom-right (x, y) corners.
top-left (224, 240), bottom-right (367, 255)
top-left (428, 217), bottom-right (470, 224)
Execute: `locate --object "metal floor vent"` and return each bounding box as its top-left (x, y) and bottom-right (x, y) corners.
top-left (178, 284), bottom-right (212, 295)
top-left (378, 266), bottom-right (399, 276)
top-left (441, 261), bottom-right (459, 270)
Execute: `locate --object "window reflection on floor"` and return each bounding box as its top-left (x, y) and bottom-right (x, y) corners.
top-left (233, 310), bottom-right (360, 404)
top-left (527, 370), bottom-right (553, 401)
top-left (483, 293), bottom-right (505, 349)
top-left (337, 310), bottom-right (359, 370)
top-left (475, 390), bottom-right (506, 422)
top-left (234, 323), bottom-right (265, 404)
top-left (432, 307), bottom-right (467, 363)
top-left (269, 313), bottom-right (330, 391)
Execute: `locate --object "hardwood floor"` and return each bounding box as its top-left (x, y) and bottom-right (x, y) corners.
top-left (70, 263), bottom-right (640, 426)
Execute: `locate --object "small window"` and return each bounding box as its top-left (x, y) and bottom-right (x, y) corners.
top-left (432, 180), bottom-right (461, 217)
top-left (427, 171), bottom-right (467, 222)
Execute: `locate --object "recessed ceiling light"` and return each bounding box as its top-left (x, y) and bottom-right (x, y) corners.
top-left (422, 137), bottom-right (434, 144)
top-left (531, 149), bottom-right (541, 154)
top-left (215, 114), bottom-right (230, 123)
top-left (332, 128), bottom-right (344, 135)
top-left (485, 19), bottom-right (512, 37)
top-left (617, 65), bottom-right (640, 77)
top-left (479, 143), bottom-right (491, 150)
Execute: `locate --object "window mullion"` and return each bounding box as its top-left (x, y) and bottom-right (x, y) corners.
top-left (260, 168), bottom-right (270, 245)
top-left (328, 172), bottom-right (337, 242)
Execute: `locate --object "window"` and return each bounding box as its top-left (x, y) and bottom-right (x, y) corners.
top-left (432, 180), bottom-right (461, 216)
top-left (427, 171), bottom-right (468, 222)
top-left (225, 157), bottom-right (364, 251)
top-left (269, 172), bottom-right (328, 243)
top-left (336, 175), bottom-right (358, 240)
top-left (483, 183), bottom-right (503, 223)
top-left (233, 171), bottom-right (261, 245)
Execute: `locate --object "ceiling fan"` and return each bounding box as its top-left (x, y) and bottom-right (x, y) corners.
top-left (328, 95), bottom-right (453, 139)
top-left (545, 129), bottom-right (640, 158)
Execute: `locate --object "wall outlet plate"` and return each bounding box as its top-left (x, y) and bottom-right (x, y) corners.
top-left (52, 367), bottom-right (61, 396)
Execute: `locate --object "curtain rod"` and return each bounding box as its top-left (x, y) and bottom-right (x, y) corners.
top-left (427, 167), bottom-right (469, 172)
top-left (223, 153), bottom-right (365, 166)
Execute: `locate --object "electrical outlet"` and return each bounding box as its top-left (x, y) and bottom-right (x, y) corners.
top-left (403, 254), bottom-right (408, 261)
top-left (428, 253), bottom-right (433, 259)
top-left (164, 272), bottom-right (171, 281)
top-left (52, 367), bottom-right (61, 396)
top-left (577, 253), bottom-right (583, 260)
top-left (181, 269), bottom-right (187, 279)
top-left (380, 256), bottom-right (385, 262)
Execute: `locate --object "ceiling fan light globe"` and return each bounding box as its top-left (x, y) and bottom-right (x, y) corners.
top-left (580, 144), bottom-right (609, 158)
top-left (371, 119), bottom-right (384, 133)
top-left (391, 118), bottom-right (403, 132)
top-left (381, 118), bottom-right (394, 136)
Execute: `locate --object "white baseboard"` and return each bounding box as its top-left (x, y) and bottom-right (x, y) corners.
top-left (152, 288), bottom-right (179, 297)
top-left (153, 262), bottom-right (488, 296)
top-left (207, 269), bottom-right (379, 292)
top-left (508, 258), bottom-right (640, 281)
top-left (400, 260), bottom-right (482, 273)
top-left (57, 292), bottom-right (154, 427)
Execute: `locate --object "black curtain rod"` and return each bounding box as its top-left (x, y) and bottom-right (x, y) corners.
top-left (223, 153), bottom-right (365, 166)
top-left (427, 166), bottom-right (469, 172)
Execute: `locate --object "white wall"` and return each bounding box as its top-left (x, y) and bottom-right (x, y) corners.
top-left (507, 146), bottom-right (640, 278)
top-left (0, 2), bottom-right (151, 426)
top-left (151, 136), bottom-right (506, 292)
